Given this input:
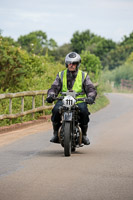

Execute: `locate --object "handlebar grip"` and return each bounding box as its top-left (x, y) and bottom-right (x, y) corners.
top-left (76, 98), bottom-right (86, 102)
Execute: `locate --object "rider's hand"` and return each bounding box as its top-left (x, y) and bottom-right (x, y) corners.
top-left (86, 97), bottom-right (94, 105)
top-left (46, 94), bottom-right (55, 103)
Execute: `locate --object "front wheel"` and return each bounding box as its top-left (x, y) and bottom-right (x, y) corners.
top-left (64, 122), bottom-right (71, 157)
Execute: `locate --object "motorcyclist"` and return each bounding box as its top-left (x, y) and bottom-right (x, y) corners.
top-left (46, 52), bottom-right (97, 145)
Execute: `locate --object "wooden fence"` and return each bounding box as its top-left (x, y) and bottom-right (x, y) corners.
top-left (0, 83), bottom-right (98, 121)
top-left (0, 90), bottom-right (53, 120)
top-left (121, 79), bottom-right (133, 90)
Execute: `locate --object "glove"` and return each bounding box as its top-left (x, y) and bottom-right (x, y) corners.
top-left (46, 94), bottom-right (55, 103)
top-left (86, 97), bottom-right (94, 105)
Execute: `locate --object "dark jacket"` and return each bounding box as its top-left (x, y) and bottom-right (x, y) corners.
top-left (47, 69), bottom-right (97, 100)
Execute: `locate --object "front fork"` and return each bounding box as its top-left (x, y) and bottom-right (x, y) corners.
top-left (63, 110), bottom-right (79, 147)
top-left (58, 108), bottom-right (80, 147)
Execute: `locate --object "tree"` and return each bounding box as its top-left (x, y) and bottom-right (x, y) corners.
top-left (48, 38), bottom-right (58, 50)
top-left (70, 30), bottom-right (116, 68)
top-left (70, 30), bottom-right (95, 54)
top-left (0, 36), bottom-right (48, 91)
top-left (0, 36), bottom-right (28, 91)
top-left (17, 30), bottom-right (47, 54)
top-left (0, 35), bottom-right (18, 46)
top-left (104, 44), bottom-right (132, 70)
top-left (0, 29), bottom-right (2, 35)
top-left (121, 32), bottom-right (133, 46)
top-left (80, 51), bottom-right (102, 82)
top-left (49, 43), bottom-right (72, 63)
top-left (88, 38), bottom-right (116, 63)
top-left (17, 30), bottom-right (57, 55)
top-left (126, 52), bottom-right (133, 64)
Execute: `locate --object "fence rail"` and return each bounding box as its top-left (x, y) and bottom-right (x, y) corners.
top-left (121, 79), bottom-right (133, 90)
top-left (0, 90), bottom-right (53, 120)
top-left (0, 83), bottom-right (98, 121)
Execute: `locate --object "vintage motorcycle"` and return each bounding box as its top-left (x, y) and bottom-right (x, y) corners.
top-left (53, 90), bottom-right (90, 157)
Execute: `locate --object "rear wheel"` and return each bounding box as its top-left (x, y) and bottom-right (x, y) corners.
top-left (64, 122), bottom-right (71, 157)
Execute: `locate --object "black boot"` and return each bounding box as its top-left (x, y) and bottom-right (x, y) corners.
top-left (81, 125), bottom-right (90, 145)
top-left (50, 122), bottom-right (60, 143)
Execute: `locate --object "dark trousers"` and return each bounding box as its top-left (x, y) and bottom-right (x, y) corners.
top-left (51, 100), bottom-right (90, 125)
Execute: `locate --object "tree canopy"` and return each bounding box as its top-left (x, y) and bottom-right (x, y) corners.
top-left (80, 51), bottom-right (102, 82)
top-left (70, 30), bottom-right (116, 68)
top-left (0, 35), bottom-right (60, 92)
top-left (1, 28), bottom-right (133, 92)
top-left (17, 30), bottom-right (58, 55)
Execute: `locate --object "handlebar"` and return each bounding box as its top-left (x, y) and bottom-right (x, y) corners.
top-left (76, 98), bottom-right (95, 104)
top-left (53, 96), bottom-right (64, 101)
top-left (52, 97), bottom-right (87, 102)
top-left (46, 90), bottom-right (95, 104)
top-left (50, 97), bottom-right (94, 104)
top-left (76, 98), bottom-right (87, 102)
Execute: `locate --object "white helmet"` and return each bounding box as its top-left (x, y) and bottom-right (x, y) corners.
top-left (65, 52), bottom-right (81, 68)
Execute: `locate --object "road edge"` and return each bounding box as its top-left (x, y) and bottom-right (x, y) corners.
top-left (0, 115), bottom-right (51, 134)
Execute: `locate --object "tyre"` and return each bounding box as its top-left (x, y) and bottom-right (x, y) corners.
top-left (64, 122), bottom-right (71, 157)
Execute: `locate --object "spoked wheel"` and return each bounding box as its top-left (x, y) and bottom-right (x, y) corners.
top-left (64, 122), bottom-right (71, 157)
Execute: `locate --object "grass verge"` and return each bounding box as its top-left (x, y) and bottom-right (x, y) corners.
top-left (88, 94), bottom-right (110, 113)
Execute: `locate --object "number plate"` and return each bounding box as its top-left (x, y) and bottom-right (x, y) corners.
top-left (63, 95), bottom-right (76, 108)
top-left (64, 112), bottom-right (72, 121)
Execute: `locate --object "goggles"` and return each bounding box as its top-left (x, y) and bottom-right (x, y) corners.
top-left (67, 62), bottom-right (78, 65)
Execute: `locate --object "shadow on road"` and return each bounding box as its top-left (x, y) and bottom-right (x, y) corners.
top-left (38, 149), bottom-right (85, 157)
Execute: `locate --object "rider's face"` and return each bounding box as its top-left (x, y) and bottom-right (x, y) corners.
top-left (68, 63), bottom-right (77, 71)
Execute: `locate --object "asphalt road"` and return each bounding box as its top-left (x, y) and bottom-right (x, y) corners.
top-left (0, 93), bottom-right (133, 200)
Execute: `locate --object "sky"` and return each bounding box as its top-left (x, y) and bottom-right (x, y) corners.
top-left (0, 0), bottom-right (133, 46)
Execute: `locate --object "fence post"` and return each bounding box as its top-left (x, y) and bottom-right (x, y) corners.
top-left (42, 94), bottom-right (45, 115)
top-left (9, 98), bottom-right (12, 124)
top-left (21, 96), bottom-right (24, 122)
top-left (32, 96), bottom-right (35, 119)
top-left (9, 98), bottom-right (12, 114)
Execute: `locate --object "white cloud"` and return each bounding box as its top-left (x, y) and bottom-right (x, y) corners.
top-left (0, 0), bottom-right (133, 45)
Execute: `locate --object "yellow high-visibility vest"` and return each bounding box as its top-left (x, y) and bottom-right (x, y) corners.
top-left (59, 69), bottom-right (87, 102)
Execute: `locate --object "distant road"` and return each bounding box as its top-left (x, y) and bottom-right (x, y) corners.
top-left (0, 93), bottom-right (133, 200)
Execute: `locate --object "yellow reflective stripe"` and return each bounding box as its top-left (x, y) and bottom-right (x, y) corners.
top-left (62, 69), bottom-right (67, 92)
top-left (59, 71), bottom-right (61, 78)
